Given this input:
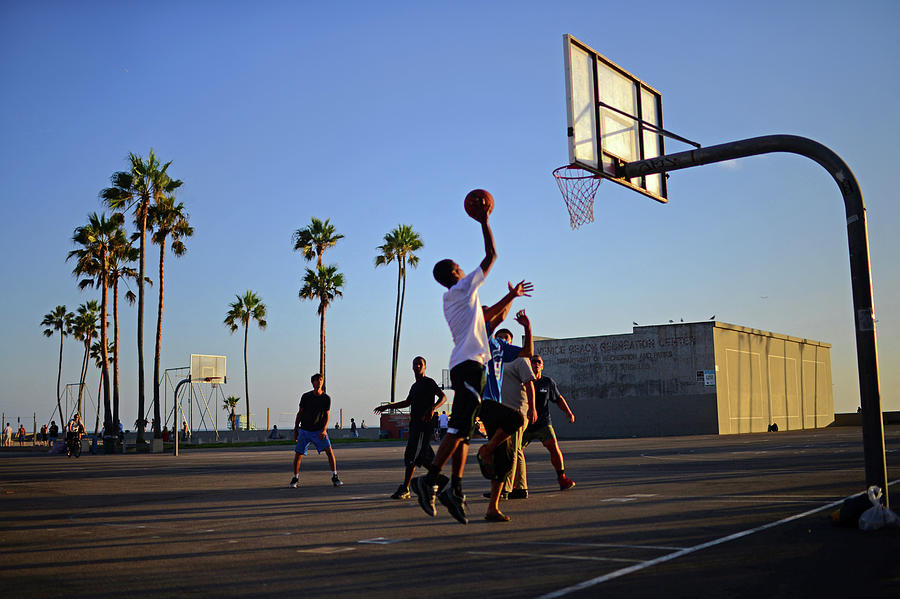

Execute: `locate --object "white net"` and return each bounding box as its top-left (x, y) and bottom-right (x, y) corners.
top-left (553, 165), bottom-right (603, 229)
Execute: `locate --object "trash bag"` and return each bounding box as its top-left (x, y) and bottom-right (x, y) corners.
top-left (858, 486), bottom-right (900, 531)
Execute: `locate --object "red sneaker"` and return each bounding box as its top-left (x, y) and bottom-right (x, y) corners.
top-left (558, 474), bottom-right (576, 491)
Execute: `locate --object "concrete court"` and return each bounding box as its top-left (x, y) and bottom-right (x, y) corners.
top-left (1, 427), bottom-right (897, 599)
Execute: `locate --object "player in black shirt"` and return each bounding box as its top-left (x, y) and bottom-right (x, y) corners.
top-left (290, 373), bottom-right (343, 488)
top-left (522, 355), bottom-right (576, 490)
top-left (374, 356), bottom-right (447, 499)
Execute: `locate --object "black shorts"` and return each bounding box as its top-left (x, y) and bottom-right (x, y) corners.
top-left (447, 360), bottom-right (486, 442)
top-left (404, 424), bottom-right (435, 467)
top-left (479, 401), bottom-right (525, 481)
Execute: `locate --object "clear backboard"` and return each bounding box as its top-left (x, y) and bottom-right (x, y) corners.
top-left (563, 34), bottom-right (667, 203)
top-left (190, 354), bottom-right (226, 384)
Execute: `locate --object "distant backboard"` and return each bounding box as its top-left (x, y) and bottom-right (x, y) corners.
top-left (563, 34), bottom-right (667, 203)
top-left (190, 354), bottom-right (226, 384)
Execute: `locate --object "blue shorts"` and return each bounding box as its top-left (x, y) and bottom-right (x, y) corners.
top-left (294, 428), bottom-right (331, 455)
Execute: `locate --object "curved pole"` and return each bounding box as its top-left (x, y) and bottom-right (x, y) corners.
top-left (620, 135), bottom-right (887, 505)
top-left (173, 377), bottom-right (190, 457)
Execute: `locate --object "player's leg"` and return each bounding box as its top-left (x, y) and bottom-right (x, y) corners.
top-left (542, 427), bottom-right (575, 490)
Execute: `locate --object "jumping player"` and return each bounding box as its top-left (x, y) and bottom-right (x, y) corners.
top-left (412, 199), bottom-right (498, 525)
top-left (373, 356), bottom-right (447, 499)
top-left (289, 373), bottom-right (343, 488)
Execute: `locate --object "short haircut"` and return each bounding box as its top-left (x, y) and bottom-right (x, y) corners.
top-left (413, 356), bottom-right (426, 366)
top-left (310, 373), bottom-right (323, 384)
top-left (433, 259), bottom-right (456, 288)
top-left (495, 328), bottom-right (513, 342)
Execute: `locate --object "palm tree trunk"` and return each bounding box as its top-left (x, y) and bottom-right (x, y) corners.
top-left (78, 340), bottom-right (90, 418)
top-left (153, 242), bottom-right (165, 438)
top-left (100, 260), bottom-right (112, 434)
top-left (390, 260), bottom-right (402, 403)
top-left (112, 279), bottom-right (120, 426)
top-left (243, 322), bottom-right (250, 430)
top-left (319, 310), bottom-right (326, 383)
top-left (95, 374), bottom-right (103, 436)
top-left (396, 258), bottom-right (408, 387)
top-left (136, 203), bottom-right (147, 443)
top-left (56, 332), bottom-right (64, 424)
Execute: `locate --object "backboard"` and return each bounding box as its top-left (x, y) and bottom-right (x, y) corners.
top-left (563, 34), bottom-right (667, 203)
top-left (190, 354), bottom-right (226, 384)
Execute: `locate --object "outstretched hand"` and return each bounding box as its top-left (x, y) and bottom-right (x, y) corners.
top-left (509, 280), bottom-right (533, 297)
top-left (514, 309), bottom-right (530, 328)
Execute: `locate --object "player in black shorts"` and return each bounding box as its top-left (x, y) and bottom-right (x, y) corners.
top-left (374, 356), bottom-right (447, 499)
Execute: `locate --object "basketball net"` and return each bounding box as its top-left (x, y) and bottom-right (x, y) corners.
top-left (553, 165), bottom-right (603, 229)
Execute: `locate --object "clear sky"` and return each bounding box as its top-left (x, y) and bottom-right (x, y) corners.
top-left (1, 0), bottom-right (897, 431)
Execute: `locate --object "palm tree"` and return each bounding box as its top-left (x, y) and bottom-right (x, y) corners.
top-left (224, 291), bottom-right (267, 431)
top-left (299, 265), bottom-right (344, 382)
top-left (147, 195), bottom-right (193, 438)
top-left (375, 225), bottom-right (424, 403)
top-left (101, 149), bottom-right (182, 443)
top-left (292, 218), bottom-right (343, 268)
top-left (71, 301), bottom-right (100, 419)
top-left (222, 395), bottom-right (241, 431)
top-left (68, 213), bottom-right (125, 434)
top-left (90, 340), bottom-right (115, 435)
top-left (106, 241), bottom-right (142, 426)
top-left (41, 306), bottom-right (74, 423)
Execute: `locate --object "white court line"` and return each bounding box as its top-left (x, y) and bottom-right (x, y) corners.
top-left (533, 478), bottom-right (899, 599)
top-left (530, 541), bottom-right (686, 551)
top-left (469, 550), bottom-right (643, 564)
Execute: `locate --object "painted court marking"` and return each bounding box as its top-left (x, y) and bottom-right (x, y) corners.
top-left (532, 479), bottom-right (899, 599)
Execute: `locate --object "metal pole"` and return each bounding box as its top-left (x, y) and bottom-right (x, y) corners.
top-left (173, 378), bottom-right (190, 457)
top-left (620, 134), bottom-right (887, 505)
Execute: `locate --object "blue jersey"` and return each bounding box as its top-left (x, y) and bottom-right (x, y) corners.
top-left (482, 337), bottom-right (521, 402)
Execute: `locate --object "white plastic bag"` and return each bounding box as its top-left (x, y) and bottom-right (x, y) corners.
top-left (858, 486), bottom-right (900, 531)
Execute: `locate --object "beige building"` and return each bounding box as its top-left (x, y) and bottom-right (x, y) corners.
top-left (533, 321), bottom-right (833, 439)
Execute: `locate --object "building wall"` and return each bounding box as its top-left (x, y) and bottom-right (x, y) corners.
top-left (713, 323), bottom-right (833, 434)
top-left (534, 321), bottom-right (832, 439)
top-left (534, 323), bottom-right (719, 439)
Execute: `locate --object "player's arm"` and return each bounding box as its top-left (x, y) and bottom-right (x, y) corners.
top-left (426, 390), bottom-right (448, 421)
top-left (319, 410), bottom-right (330, 439)
top-left (483, 280), bottom-right (533, 333)
top-left (514, 309), bottom-right (533, 358)
top-left (293, 407), bottom-right (303, 440)
top-left (557, 394), bottom-right (575, 423)
top-left (526, 380), bottom-right (537, 425)
top-left (374, 398), bottom-right (412, 414)
top-left (478, 217), bottom-right (497, 277)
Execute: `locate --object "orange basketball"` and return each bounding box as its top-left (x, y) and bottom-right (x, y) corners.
top-left (464, 189), bottom-right (494, 221)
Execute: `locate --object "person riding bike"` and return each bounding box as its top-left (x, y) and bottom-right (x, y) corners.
top-left (66, 414), bottom-right (85, 457)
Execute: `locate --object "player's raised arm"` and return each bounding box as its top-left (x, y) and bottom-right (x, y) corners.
top-left (464, 189), bottom-right (497, 276)
top-left (514, 309), bottom-right (533, 358)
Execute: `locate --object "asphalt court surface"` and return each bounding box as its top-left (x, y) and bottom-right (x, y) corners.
top-left (1, 426), bottom-right (898, 598)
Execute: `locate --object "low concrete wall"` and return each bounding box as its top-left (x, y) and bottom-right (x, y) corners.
top-left (832, 412), bottom-right (900, 426)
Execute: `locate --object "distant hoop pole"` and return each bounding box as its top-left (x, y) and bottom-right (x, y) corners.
top-left (620, 134), bottom-right (887, 505)
top-left (173, 377), bottom-right (190, 457)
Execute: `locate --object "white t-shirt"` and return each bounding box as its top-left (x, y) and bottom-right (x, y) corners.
top-left (443, 266), bottom-right (490, 369)
top-left (501, 357), bottom-right (536, 416)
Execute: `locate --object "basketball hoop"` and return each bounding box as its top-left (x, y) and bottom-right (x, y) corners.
top-left (553, 165), bottom-right (603, 229)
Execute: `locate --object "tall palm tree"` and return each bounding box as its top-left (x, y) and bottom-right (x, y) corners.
top-left (68, 213), bottom-right (125, 434)
top-left (147, 195), bottom-right (193, 438)
top-left (106, 241), bottom-right (142, 426)
top-left (90, 340), bottom-right (115, 435)
top-left (41, 306), bottom-right (74, 423)
top-left (101, 149), bottom-right (182, 443)
top-left (375, 225), bottom-right (424, 403)
top-left (292, 218), bottom-right (343, 268)
top-left (71, 301), bottom-right (99, 419)
top-left (299, 265), bottom-right (344, 382)
top-left (224, 291), bottom-right (267, 431)
top-left (222, 395), bottom-right (241, 431)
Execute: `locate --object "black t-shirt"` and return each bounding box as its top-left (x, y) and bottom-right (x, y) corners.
top-left (407, 376), bottom-right (443, 425)
top-left (530, 375), bottom-right (561, 429)
top-left (298, 391), bottom-right (331, 432)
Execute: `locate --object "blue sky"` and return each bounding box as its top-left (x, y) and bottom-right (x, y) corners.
top-left (1, 0), bottom-right (897, 430)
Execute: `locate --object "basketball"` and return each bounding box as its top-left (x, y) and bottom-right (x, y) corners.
top-left (464, 189), bottom-right (494, 221)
